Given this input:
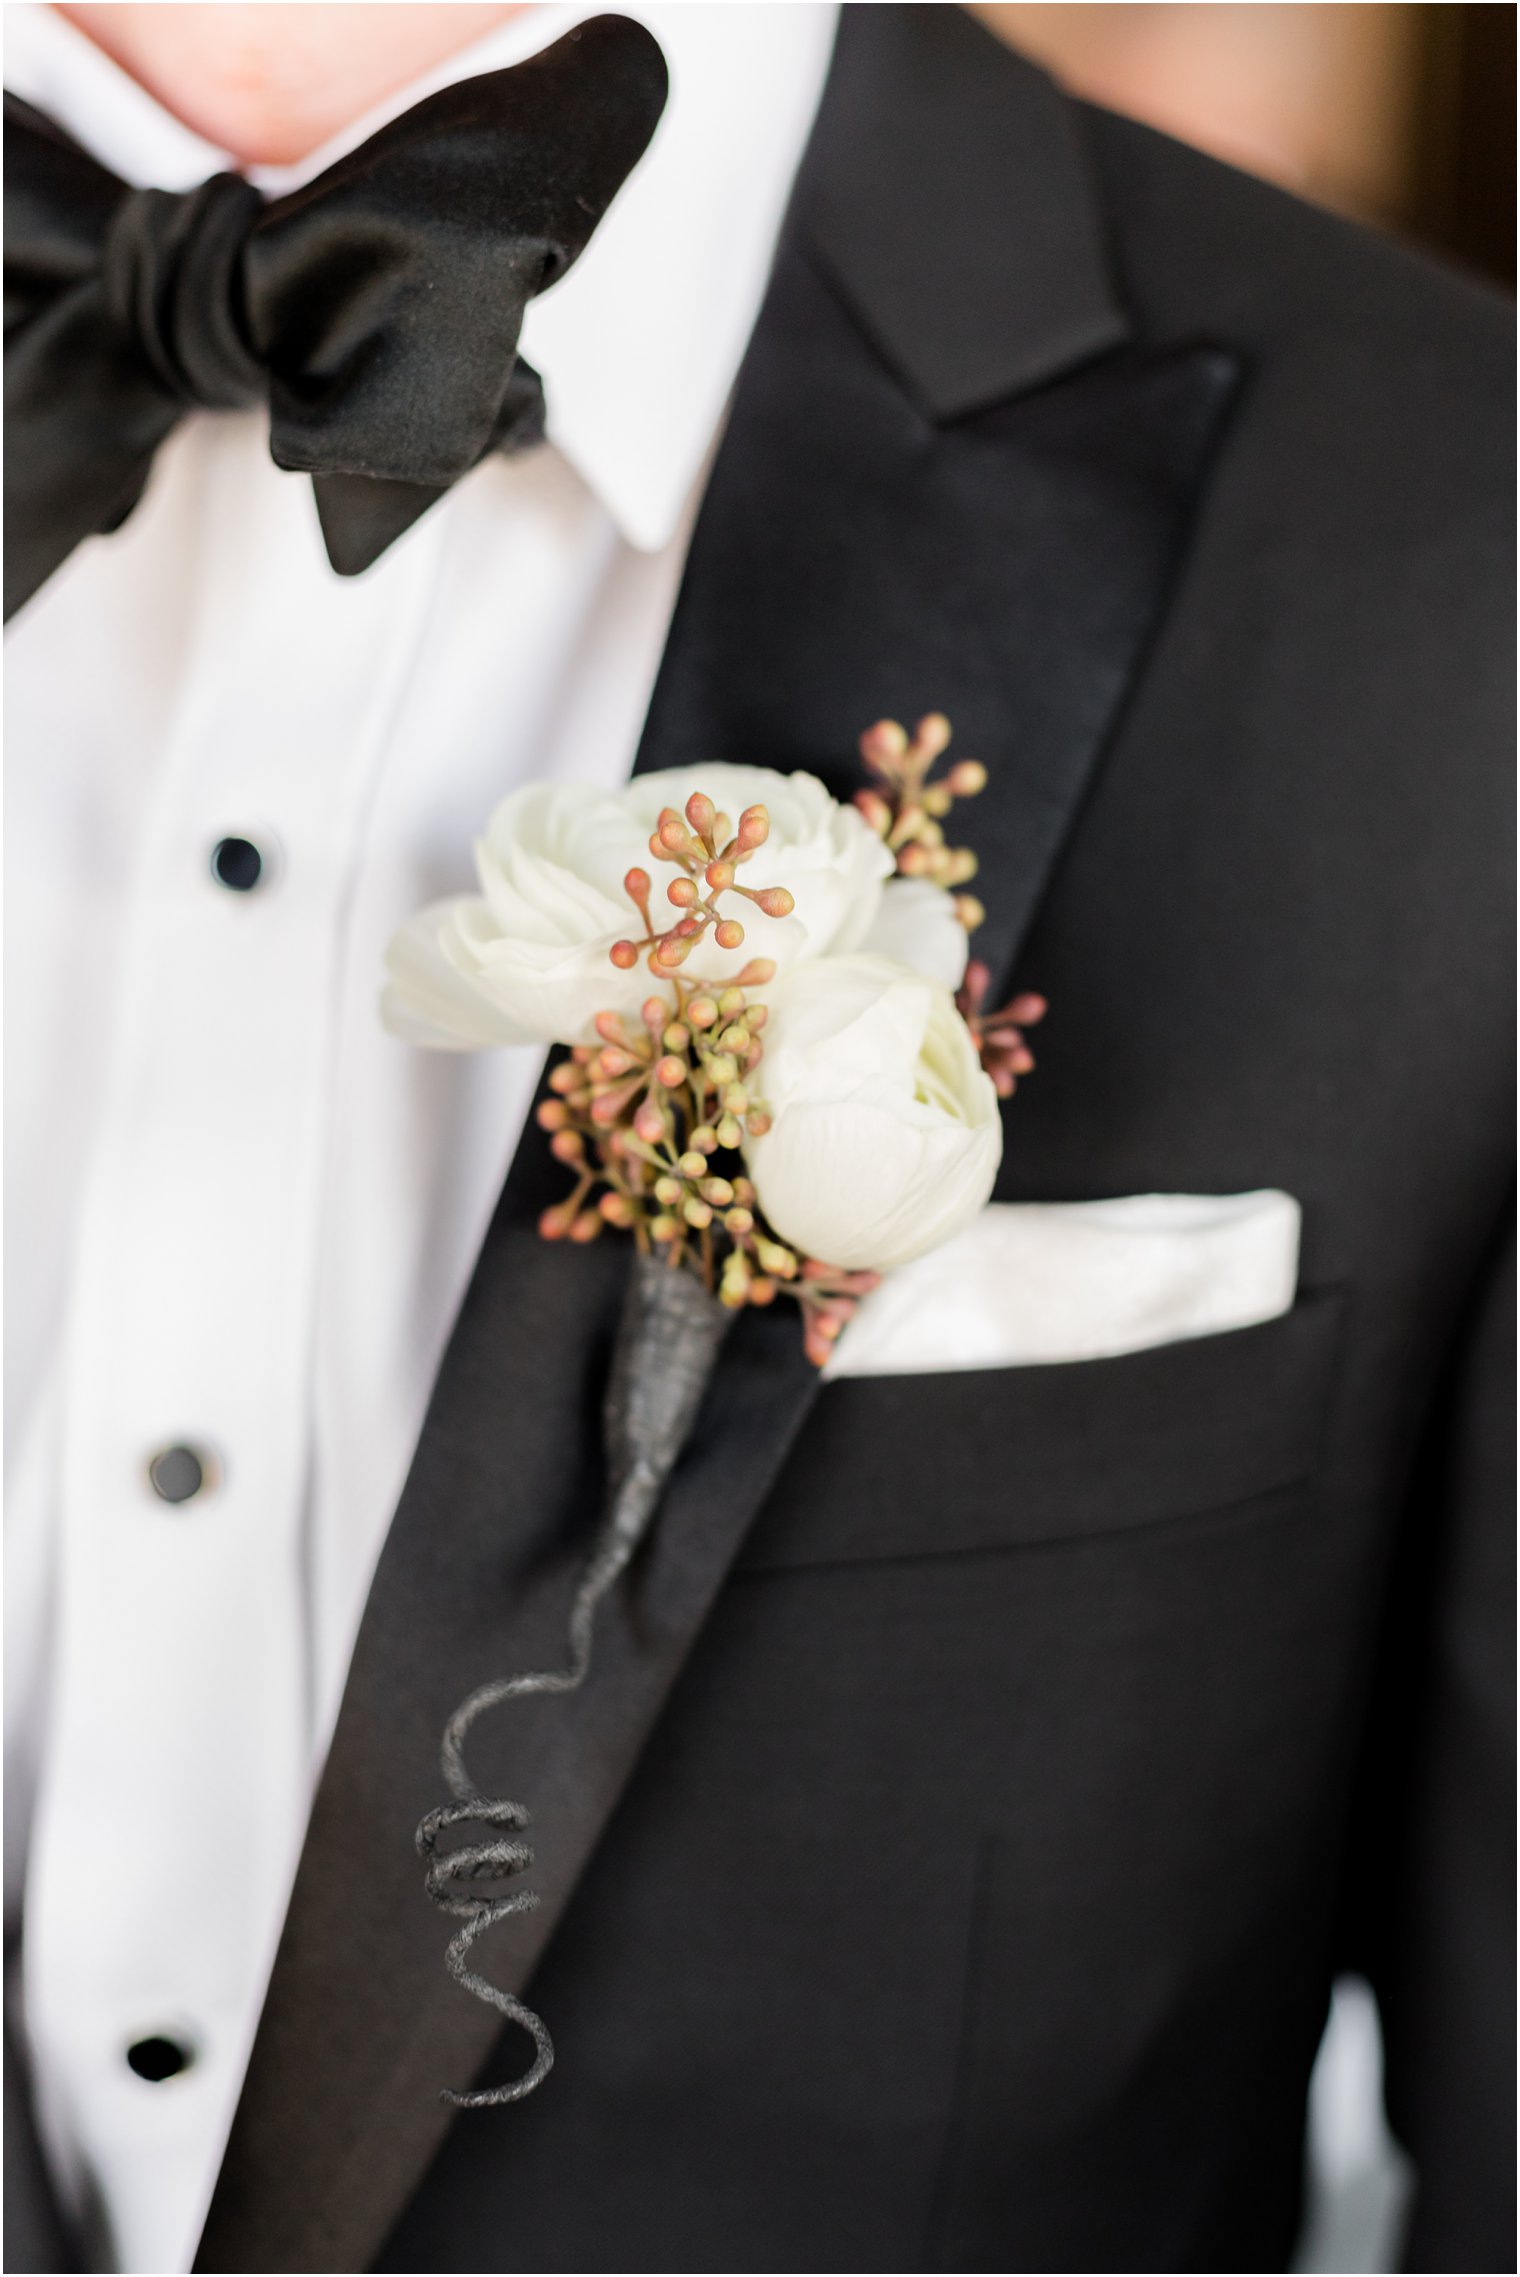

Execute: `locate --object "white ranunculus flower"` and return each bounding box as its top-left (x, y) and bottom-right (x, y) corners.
top-left (745, 955), bottom-right (1002, 1272)
top-left (382, 765), bottom-right (896, 1049)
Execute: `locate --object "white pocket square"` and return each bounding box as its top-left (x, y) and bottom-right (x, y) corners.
top-left (826, 1190), bottom-right (1302, 1377)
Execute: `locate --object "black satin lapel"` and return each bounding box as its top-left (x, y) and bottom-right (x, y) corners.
top-left (637, 244), bottom-right (1240, 999)
top-left (199, 38), bottom-right (1241, 2277)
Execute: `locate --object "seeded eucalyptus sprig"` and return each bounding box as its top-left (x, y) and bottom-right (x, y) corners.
top-left (610, 793), bottom-right (796, 974)
top-left (857, 713), bottom-right (1049, 1093)
top-left (955, 961), bottom-right (1048, 1100)
top-left (853, 711), bottom-right (990, 930)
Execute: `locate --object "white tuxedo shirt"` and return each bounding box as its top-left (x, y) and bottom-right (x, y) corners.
top-left (2, 5), bottom-right (836, 2267)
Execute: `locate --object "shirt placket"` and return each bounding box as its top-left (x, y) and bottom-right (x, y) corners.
top-left (24, 418), bottom-right (446, 2275)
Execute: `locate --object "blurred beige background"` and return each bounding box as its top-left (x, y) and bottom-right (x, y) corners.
top-left (975, 2), bottom-right (1515, 288)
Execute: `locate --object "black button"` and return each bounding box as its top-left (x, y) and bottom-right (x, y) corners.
top-left (211, 837), bottom-right (263, 892)
top-left (126, 2035), bottom-right (193, 2083)
top-left (148, 1445), bottom-right (207, 1504)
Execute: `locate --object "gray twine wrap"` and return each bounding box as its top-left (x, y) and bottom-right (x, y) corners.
top-left (416, 1252), bottom-right (732, 2107)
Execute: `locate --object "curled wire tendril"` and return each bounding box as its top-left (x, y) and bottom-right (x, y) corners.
top-left (416, 1256), bottom-right (731, 2108)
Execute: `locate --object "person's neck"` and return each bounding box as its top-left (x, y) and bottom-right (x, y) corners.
top-left (54, 2), bottom-right (531, 164)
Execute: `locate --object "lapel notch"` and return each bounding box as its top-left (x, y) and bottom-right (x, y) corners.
top-left (798, 5), bottom-right (1130, 418)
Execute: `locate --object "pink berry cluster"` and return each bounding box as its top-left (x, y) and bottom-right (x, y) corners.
top-left (611, 792), bottom-right (796, 975)
top-left (956, 961), bottom-right (1048, 1099)
top-left (859, 714), bottom-right (1048, 1094)
top-left (854, 713), bottom-right (989, 930)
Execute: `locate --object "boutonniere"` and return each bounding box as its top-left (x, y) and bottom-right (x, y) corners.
top-left (384, 716), bottom-right (1045, 2105)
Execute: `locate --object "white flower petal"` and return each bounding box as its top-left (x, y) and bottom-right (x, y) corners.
top-left (745, 954), bottom-right (1002, 1271)
top-left (857, 877), bottom-right (970, 990)
top-left (381, 901), bottom-right (536, 1049)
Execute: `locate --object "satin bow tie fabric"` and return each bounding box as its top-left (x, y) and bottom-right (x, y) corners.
top-left (2, 16), bottom-right (667, 620)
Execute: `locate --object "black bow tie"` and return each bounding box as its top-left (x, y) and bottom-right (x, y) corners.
top-left (2, 15), bottom-right (667, 620)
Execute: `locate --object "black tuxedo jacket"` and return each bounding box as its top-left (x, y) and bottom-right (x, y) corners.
top-left (11, 9), bottom-right (1512, 2274)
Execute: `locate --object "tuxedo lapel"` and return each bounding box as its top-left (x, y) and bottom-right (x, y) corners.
top-left (637, 9), bottom-right (1240, 997)
top-left (197, 13), bottom-right (1240, 2270)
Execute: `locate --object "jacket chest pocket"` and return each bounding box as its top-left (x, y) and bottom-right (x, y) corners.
top-left (735, 1287), bottom-right (1346, 1572)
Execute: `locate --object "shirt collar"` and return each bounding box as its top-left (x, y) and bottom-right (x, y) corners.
top-left (2, 1), bottom-right (838, 552)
